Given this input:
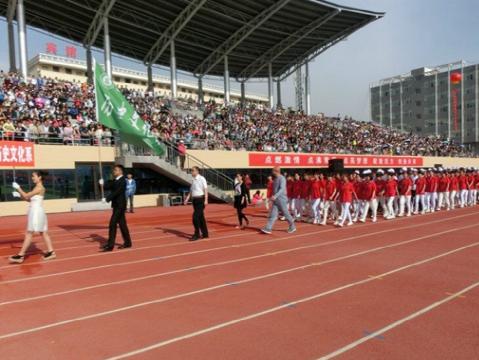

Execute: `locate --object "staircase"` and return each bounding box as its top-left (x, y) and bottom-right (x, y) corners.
top-left (115, 141), bottom-right (234, 203)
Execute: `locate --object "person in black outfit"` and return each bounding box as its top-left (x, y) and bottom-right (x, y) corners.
top-left (99, 164), bottom-right (132, 252)
top-left (234, 174), bottom-right (249, 229)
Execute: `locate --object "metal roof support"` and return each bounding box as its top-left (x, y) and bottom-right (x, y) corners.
top-left (224, 56), bottom-right (231, 104)
top-left (83, 0), bottom-right (117, 46)
top-left (170, 40), bottom-right (177, 98)
top-left (237, 9), bottom-right (340, 81)
top-left (304, 61), bottom-right (311, 115)
top-left (103, 17), bottom-right (112, 79)
top-left (461, 62), bottom-right (465, 144)
top-left (86, 45), bottom-right (93, 84)
top-left (16, 0), bottom-right (27, 79)
top-left (194, 0), bottom-right (292, 76)
top-left (268, 63), bottom-right (274, 109)
top-left (144, 0), bottom-right (207, 65)
top-left (276, 80), bottom-right (282, 108)
top-left (198, 77), bottom-right (204, 104)
top-left (147, 64), bottom-right (153, 92)
top-left (278, 17), bottom-right (378, 81)
top-left (7, 0), bottom-right (17, 72)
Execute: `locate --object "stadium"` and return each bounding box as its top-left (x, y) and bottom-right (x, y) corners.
top-left (0, 0), bottom-right (478, 359)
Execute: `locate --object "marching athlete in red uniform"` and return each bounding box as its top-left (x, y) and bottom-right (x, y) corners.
top-left (360, 169), bottom-right (377, 223)
top-left (385, 169), bottom-right (398, 219)
top-left (321, 173), bottom-right (337, 225)
top-left (398, 169), bottom-right (413, 217)
top-left (335, 174), bottom-right (357, 227)
top-left (437, 169), bottom-right (450, 211)
top-left (310, 173), bottom-right (323, 224)
top-left (414, 169), bottom-right (427, 214)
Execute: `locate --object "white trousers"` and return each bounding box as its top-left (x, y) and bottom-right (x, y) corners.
top-left (399, 195), bottom-right (412, 216)
top-left (361, 199), bottom-right (378, 221)
top-left (339, 202), bottom-right (352, 225)
top-left (460, 189), bottom-right (468, 207)
top-left (386, 196), bottom-right (396, 218)
top-left (437, 192), bottom-right (450, 210)
top-left (414, 194), bottom-right (426, 213)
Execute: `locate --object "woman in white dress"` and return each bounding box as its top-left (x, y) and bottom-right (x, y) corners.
top-left (9, 170), bottom-right (56, 264)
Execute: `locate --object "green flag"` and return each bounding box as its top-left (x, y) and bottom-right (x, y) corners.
top-left (94, 60), bottom-right (164, 155)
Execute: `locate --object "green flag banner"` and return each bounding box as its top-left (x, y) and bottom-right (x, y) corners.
top-left (94, 61), bottom-right (164, 155)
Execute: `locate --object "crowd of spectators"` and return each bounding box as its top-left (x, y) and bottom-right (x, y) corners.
top-left (0, 70), bottom-right (475, 157)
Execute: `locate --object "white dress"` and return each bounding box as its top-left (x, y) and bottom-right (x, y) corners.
top-left (27, 195), bottom-right (48, 232)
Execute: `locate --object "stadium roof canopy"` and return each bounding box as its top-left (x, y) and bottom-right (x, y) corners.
top-left (0, 0), bottom-right (384, 80)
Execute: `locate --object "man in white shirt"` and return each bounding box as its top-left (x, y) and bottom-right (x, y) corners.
top-left (184, 166), bottom-right (209, 241)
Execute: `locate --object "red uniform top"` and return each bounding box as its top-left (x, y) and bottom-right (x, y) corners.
top-left (324, 180), bottom-right (337, 200)
top-left (398, 177), bottom-right (413, 196)
top-left (475, 174), bottom-right (479, 189)
top-left (385, 179), bottom-right (398, 197)
top-left (415, 177), bottom-right (427, 195)
top-left (375, 178), bottom-right (386, 195)
top-left (292, 180), bottom-right (302, 198)
top-left (300, 180), bottom-right (311, 199)
top-left (310, 180), bottom-right (322, 199)
top-left (467, 175), bottom-right (475, 189)
top-left (362, 180), bottom-right (377, 200)
top-left (353, 180), bottom-right (363, 200)
top-left (266, 180), bottom-right (273, 198)
top-left (458, 175), bottom-right (467, 190)
top-left (286, 179), bottom-right (294, 198)
top-left (450, 175), bottom-right (459, 191)
top-left (437, 176), bottom-right (450, 192)
top-left (340, 182), bottom-right (355, 203)
top-left (429, 176), bottom-right (439, 192)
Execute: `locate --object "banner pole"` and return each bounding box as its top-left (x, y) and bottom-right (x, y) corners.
top-left (93, 57), bottom-right (105, 200)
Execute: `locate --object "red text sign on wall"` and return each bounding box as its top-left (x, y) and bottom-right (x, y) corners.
top-left (0, 141), bottom-right (35, 167)
top-left (249, 153), bottom-right (423, 168)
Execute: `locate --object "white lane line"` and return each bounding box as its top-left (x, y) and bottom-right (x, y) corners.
top-left (1, 212), bottom-right (473, 285)
top-left (1, 224), bottom-right (477, 344)
top-left (103, 239), bottom-right (479, 359)
top-left (1, 209), bottom-right (474, 274)
top-left (318, 281), bottom-right (479, 359)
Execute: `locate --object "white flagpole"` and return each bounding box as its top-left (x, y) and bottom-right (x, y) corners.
top-left (93, 57), bottom-right (105, 200)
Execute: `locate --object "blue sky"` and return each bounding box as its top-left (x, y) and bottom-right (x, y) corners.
top-left (1, 0), bottom-right (478, 120)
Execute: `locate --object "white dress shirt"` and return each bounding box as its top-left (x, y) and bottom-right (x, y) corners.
top-left (190, 174), bottom-right (207, 197)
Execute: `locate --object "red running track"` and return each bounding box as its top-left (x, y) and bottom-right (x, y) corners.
top-left (0, 204), bottom-right (478, 360)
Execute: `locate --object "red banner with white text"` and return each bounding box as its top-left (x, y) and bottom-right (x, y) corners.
top-left (249, 153), bottom-right (423, 168)
top-left (0, 141), bottom-right (35, 167)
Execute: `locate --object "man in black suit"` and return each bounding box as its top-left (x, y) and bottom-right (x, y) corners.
top-left (99, 164), bottom-right (132, 252)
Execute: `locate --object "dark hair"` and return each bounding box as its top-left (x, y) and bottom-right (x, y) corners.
top-left (192, 166), bottom-right (200, 172)
top-left (32, 170), bottom-right (48, 179)
top-left (114, 164), bottom-right (125, 173)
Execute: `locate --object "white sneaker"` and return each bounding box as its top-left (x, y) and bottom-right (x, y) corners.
top-left (372, 218), bottom-right (377, 223)
top-left (347, 221), bottom-right (354, 226)
top-left (359, 218), bottom-right (366, 223)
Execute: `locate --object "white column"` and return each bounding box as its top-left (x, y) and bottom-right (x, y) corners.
top-left (276, 80), bottom-right (282, 108)
top-left (16, 0), bottom-right (28, 79)
top-left (304, 62), bottom-right (311, 115)
top-left (103, 17), bottom-right (112, 79)
top-left (170, 40), bottom-right (177, 98)
top-left (268, 62), bottom-right (274, 109)
top-left (147, 64), bottom-right (153, 92)
top-left (461, 63), bottom-right (465, 144)
top-left (86, 46), bottom-right (93, 84)
top-left (240, 81), bottom-right (245, 105)
top-left (8, 18), bottom-right (16, 73)
top-left (389, 81), bottom-right (393, 128)
top-left (400, 79), bottom-right (404, 131)
top-left (198, 76), bottom-right (204, 104)
top-left (476, 64), bottom-right (479, 143)
top-left (379, 85), bottom-right (383, 126)
top-left (434, 72), bottom-right (439, 136)
top-left (447, 65), bottom-right (451, 139)
top-left (224, 55), bottom-right (230, 104)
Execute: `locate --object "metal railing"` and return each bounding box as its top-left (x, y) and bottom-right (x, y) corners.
top-left (117, 138), bottom-right (234, 193)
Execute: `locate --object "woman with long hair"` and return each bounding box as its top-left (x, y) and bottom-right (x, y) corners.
top-left (9, 171), bottom-right (56, 263)
top-left (234, 174), bottom-right (249, 229)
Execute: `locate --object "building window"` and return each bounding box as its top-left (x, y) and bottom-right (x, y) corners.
top-left (65, 68), bottom-right (72, 74)
top-left (52, 66), bottom-right (60, 72)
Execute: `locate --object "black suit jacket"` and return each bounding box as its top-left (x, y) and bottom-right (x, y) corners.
top-left (105, 176), bottom-right (127, 210)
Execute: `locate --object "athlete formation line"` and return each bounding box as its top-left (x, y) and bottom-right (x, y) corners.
top-left (264, 167), bottom-right (479, 229)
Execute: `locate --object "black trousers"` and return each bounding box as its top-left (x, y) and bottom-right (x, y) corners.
top-left (192, 197), bottom-right (208, 237)
top-left (107, 207), bottom-right (132, 248)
